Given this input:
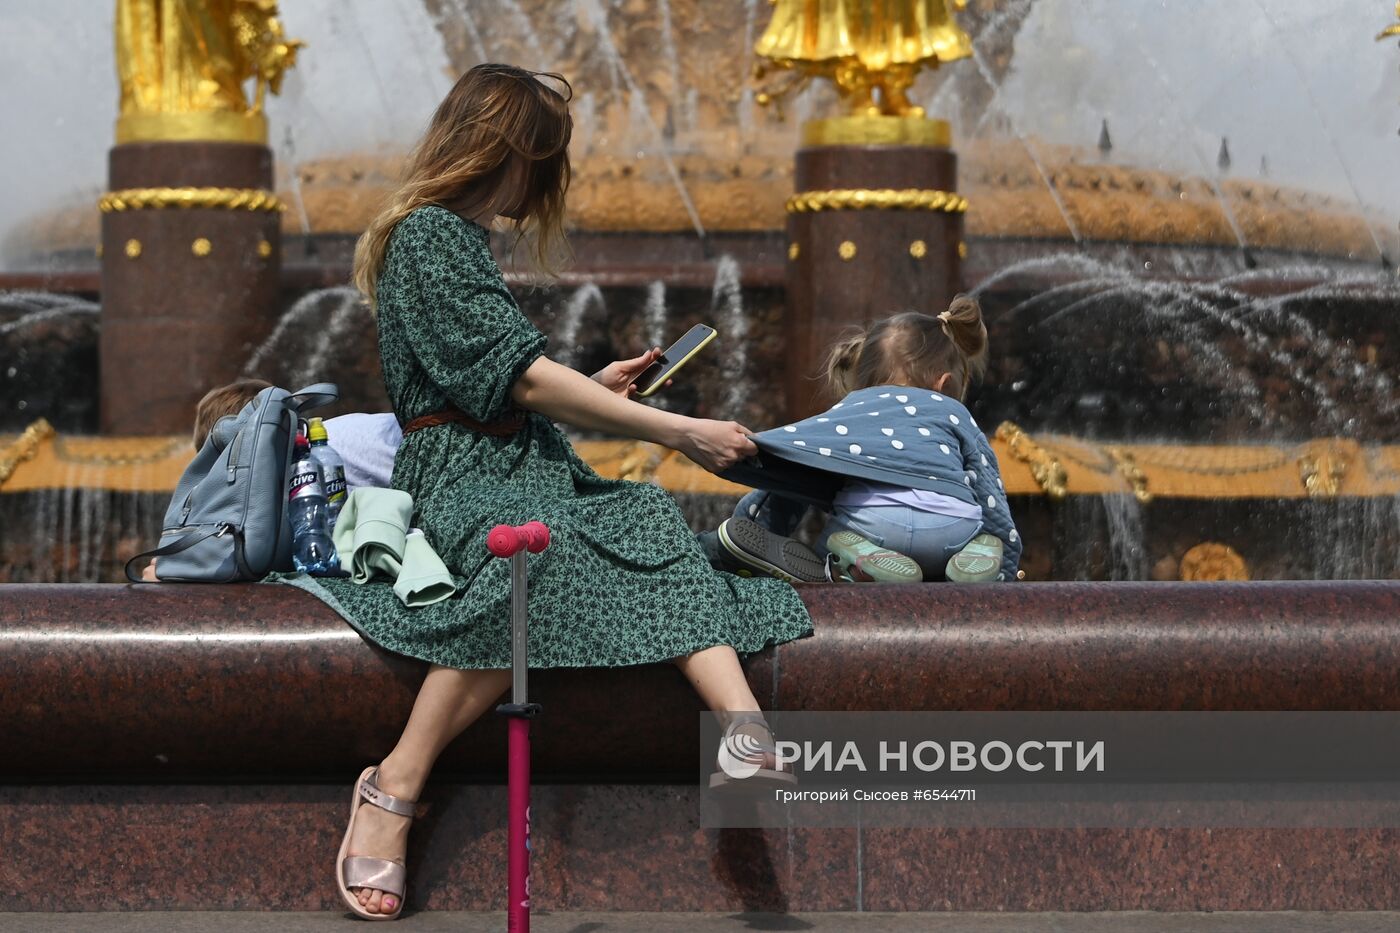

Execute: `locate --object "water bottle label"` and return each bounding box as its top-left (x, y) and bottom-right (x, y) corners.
top-left (289, 466), bottom-right (324, 501)
top-left (325, 469), bottom-right (347, 504)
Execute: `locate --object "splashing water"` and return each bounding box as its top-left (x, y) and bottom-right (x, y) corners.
top-left (553, 283), bottom-right (606, 371)
top-left (643, 280), bottom-right (667, 350)
top-left (963, 36), bottom-right (1083, 243)
top-left (0, 290), bottom-right (100, 335)
top-left (242, 286), bottom-right (370, 381)
top-left (572, 0), bottom-right (707, 240)
top-left (710, 255), bottom-right (750, 417)
top-left (980, 254), bottom-right (1400, 439)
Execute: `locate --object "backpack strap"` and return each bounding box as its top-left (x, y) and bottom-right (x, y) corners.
top-left (286, 383), bottom-right (339, 414)
top-left (124, 524), bottom-right (237, 583)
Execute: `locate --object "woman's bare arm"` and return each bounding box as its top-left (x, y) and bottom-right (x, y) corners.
top-left (511, 356), bottom-right (755, 472)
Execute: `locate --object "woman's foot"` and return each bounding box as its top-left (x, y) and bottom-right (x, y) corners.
top-left (710, 712), bottom-right (798, 792)
top-left (338, 764), bottom-right (419, 918)
top-left (826, 531), bottom-right (922, 583)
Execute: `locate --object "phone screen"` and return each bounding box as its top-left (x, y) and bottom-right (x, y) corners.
top-left (633, 324), bottom-right (717, 397)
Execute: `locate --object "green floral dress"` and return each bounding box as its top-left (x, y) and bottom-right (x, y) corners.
top-left (288, 205), bottom-right (812, 669)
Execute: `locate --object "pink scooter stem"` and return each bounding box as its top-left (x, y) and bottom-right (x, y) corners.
top-left (507, 717), bottom-right (530, 931)
top-left (488, 522), bottom-right (549, 933)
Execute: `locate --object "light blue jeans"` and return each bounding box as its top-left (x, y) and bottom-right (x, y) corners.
top-left (733, 490), bottom-right (983, 582)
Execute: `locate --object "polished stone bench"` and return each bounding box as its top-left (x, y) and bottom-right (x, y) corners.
top-left (5, 581), bottom-right (1400, 912)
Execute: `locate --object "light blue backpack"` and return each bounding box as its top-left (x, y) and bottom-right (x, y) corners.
top-left (125, 383), bottom-right (339, 583)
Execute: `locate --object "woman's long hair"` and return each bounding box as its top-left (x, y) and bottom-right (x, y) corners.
top-left (353, 64), bottom-right (573, 307)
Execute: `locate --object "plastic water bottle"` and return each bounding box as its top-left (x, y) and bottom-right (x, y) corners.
top-left (288, 432), bottom-right (341, 575)
top-left (306, 417), bottom-right (347, 529)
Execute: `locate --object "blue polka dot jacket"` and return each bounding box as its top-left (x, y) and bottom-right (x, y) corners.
top-left (722, 384), bottom-right (1022, 580)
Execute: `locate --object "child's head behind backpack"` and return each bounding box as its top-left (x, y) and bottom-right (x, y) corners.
top-left (823, 296), bottom-right (988, 402)
top-left (192, 378), bottom-right (272, 450)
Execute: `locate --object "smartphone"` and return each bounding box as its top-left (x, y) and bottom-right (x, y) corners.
top-left (633, 323), bottom-right (718, 398)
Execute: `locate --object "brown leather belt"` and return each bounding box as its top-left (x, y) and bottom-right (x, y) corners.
top-left (401, 407), bottom-right (527, 437)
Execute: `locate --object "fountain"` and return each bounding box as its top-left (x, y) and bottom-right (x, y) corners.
top-left (4, 2), bottom-right (1400, 583)
top-left (6, 0), bottom-right (1400, 919)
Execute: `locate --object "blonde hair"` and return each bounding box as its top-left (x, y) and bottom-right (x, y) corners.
top-left (352, 64), bottom-right (573, 307)
top-left (823, 296), bottom-right (988, 401)
top-left (192, 378), bottom-right (272, 450)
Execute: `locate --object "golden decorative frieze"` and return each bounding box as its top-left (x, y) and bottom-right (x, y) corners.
top-left (51, 434), bottom-right (189, 467)
top-left (1298, 439), bottom-right (1358, 498)
top-left (99, 187), bottom-right (286, 213)
top-left (0, 419), bottom-right (55, 489)
top-left (1104, 445), bottom-right (1152, 504)
top-left (995, 421), bottom-right (1068, 500)
top-left (5, 423), bottom-right (1399, 502)
top-left (786, 188), bottom-right (968, 214)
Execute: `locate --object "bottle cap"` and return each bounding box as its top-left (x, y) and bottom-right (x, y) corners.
top-left (307, 417), bottom-right (329, 444)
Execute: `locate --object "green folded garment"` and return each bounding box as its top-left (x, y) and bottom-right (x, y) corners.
top-left (332, 488), bottom-right (457, 607)
top-left (392, 529), bottom-right (458, 607)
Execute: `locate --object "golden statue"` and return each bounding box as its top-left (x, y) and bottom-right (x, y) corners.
top-left (754, 0), bottom-right (972, 119)
top-left (115, 0), bottom-right (305, 144)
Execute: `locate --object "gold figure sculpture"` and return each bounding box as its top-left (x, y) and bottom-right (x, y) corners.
top-left (115, 0), bottom-right (304, 144)
top-left (754, 0), bottom-right (972, 119)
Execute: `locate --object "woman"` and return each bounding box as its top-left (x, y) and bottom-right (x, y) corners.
top-left (298, 64), bottom-right (812, 920)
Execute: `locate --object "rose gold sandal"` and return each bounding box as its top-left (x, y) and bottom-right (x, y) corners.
top-left (708, 712), bottom-right (798, 793)
top-left (336, 766), bottom-right (416, 921)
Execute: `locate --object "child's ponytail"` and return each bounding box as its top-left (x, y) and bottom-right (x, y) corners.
top-left (823, 331), bottom-right (867, 398)
top-left (937, 294), bottom-right (989, 391)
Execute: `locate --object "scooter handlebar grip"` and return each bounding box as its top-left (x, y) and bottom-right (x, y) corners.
top-left (487, 522), bottom-right (552, 558)
top-left (520, 520), bottom-right (551, 553)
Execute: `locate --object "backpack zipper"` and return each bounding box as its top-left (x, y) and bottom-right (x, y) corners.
top-left (227, 430), bottom-right (244, 483)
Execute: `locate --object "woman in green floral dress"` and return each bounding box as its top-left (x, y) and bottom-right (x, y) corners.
top-left (309, 65), bottom-right (812, 919)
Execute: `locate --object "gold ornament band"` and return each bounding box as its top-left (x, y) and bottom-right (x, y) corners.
top-left (801, 116), bottom-right (952, 148)
top-left (0, 419), bottom-right (54, 489)
top-left (98, 187), bottom-right (286, 214)
top-left (785, 188), bottom-right (968, 214)
top-left (995, 421), bottom-right (1068, 500)
top-left (116, 111), bottom-right (269, 145)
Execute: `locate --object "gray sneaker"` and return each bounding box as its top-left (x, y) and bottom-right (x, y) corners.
top-left (945, 533), bottom-right (1004, 583)
top-left (716, 518), bottom-right (828, 584)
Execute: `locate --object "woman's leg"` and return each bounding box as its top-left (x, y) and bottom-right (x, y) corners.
top-left (676, 645), bottom-right (790, 775)
top-left (348, 664), bottom-right (511, 915)
top-left (675, 644), bottom-right (762, 713)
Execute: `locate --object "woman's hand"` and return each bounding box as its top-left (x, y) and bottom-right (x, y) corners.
top-left (674, 419), bottom-right (758, 473)
top-left (592, 347), bottom-right (666, 398)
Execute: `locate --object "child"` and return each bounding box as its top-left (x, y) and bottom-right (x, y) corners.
top-left (144, 378), bottom-right (403, 580)
top-left (714, 297), bottom-right (1021, 584)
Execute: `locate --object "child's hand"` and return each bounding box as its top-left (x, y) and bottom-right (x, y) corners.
top-left (677, 419), bottom-right (758, 473)
top-left (591, 347), bottom-right (669, 397)
top-left (141, 558), bottom-right (159, 582)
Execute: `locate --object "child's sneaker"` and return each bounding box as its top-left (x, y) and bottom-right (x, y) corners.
top-left (945, 533), bottom-right (1003, 583)
top-left (825, 530), bottom-right (923, 583)
top-left (717, 518), bottom-right (828, 584)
